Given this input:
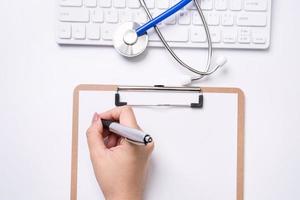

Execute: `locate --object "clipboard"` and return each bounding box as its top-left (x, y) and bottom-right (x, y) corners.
top-left (71, 84), bottom-right (245, 200)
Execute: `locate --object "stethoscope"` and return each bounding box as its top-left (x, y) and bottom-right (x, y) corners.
top-left (113, 0), bottom-right (227, 85)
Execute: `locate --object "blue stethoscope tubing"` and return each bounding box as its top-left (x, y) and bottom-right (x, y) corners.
top-left (136, 0), bottom-right (192, 36)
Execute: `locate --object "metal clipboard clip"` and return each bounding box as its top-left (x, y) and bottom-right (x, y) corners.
top-left (115, 85), bottom-right (203, 108)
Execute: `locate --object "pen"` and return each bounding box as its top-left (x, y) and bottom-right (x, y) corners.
top-left (101, 119), bottom-right (153, 145)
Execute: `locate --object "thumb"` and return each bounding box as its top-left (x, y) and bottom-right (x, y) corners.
top-left (86, 113), bottom-right (106, 155)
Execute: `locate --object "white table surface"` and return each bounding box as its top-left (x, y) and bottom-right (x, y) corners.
top-left (0, 0), bottom-right (299, 199)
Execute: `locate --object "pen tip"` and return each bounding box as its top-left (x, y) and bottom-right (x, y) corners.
top-left (144, 135), bottom-right (153, 144)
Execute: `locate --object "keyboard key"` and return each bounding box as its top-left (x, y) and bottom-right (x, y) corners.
top-left (105, 10), bottom-right (118, 23)
top-left (215, 0), bottom-right (227, 10)
top-left (244, 0), bottom-right (268, 11)
top-left (238, 28), bottom-right (251, 43)
top-left (58, 23), bottom-right (72, 39)
top-left (85, 0), bottom-right (97, 7)
top-left (59, 8), bottom-right (90, 22)
top-left (222, 13), bottom-right (234, 26)
top-left (156, 0), bottom-right (169, 9)
top-left (201, 0), bottom-right (213, 10)
top-left (127, 0), bottom-right (140, 8)
top-left (119, 10), bottom-right (133, 22)
top-left (101, 24), bottom-right (116, 40)
top-left (178, 11), bottom-right (191, 25)
top-left (205, 13), bottom-right (220, 25)
top-left (133, 11), bottom-right (148, 24)
top-left (230, 0), bottom-right (242, 11)
top-left (252, 30), bottom-right (266, 44)
top-left (92, 9), bottom-right (104, 22)
top-left (99, 0), bottom-right (112, 8)
top-left (223, 30), bottom-right (236, 43)
top-left (192, 11), bottom-right (203, 25)
top-left (114, 0), bottom-right (125, 8)
top-left (237, 13), bottom-right (267, 27)
top-left (190, 28), bottom-right (206, 42)
top-left (60, 0), bottom-right (82, 7)
top-left (72, 23), bottom-right (86, 39)
top-left (87, 24), bottom-right (100, 39)
top-left (210, 29), bottom-right (221, 43)
top-left (144, 0), bottom-right (155, 9)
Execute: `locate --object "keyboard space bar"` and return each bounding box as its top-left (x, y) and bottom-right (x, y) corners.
top-left (149, 26), bottom-right (189, 42)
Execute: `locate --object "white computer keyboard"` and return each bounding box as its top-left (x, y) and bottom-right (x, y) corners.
top-left (56, 0), bottom-right (272, 49)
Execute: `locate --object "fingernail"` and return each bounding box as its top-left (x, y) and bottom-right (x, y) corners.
top-left (92, 112), bottom-right (98, 123)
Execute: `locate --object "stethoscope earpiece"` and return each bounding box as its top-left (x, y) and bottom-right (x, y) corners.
top-left (215, 56), bottom-right (227, 68)
top-left (178, 75), bottom-right (193, 86)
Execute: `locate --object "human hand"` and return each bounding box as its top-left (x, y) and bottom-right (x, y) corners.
top-left (86, 106), bottom-right (154, 200)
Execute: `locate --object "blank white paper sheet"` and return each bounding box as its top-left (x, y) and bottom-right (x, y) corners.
top-left (75, 89), bottom-right (239, 200)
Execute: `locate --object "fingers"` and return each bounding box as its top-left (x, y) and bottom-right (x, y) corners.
top-left (105, 134), bottom-right (119, 148)
top-left (86, 113), bottom-right (106, 155)
top-left (99, 106), bottom-right (139, 129)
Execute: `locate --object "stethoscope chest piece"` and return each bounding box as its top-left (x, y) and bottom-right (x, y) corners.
top-left (113, 22), bottom-right (148, 57)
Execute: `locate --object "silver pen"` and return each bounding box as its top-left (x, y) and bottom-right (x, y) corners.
top-left (101, 119), bottom-right (153, 145)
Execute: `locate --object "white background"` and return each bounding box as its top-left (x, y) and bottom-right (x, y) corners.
top-left (0, 0), bottom-right (299, 199)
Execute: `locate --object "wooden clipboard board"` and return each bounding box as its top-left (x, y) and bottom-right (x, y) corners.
top-left (71, 84), bottom-right (245, 200)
